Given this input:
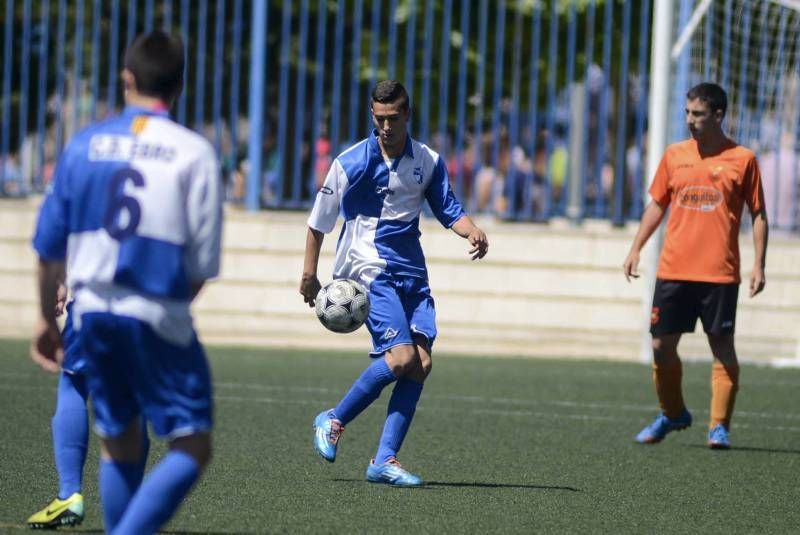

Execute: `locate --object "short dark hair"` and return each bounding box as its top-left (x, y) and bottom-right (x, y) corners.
top-left (371, 80), bottom-right (410, 111)
top-left (124, 31), bottom-right (185, 102)
top-left (686, 82), bottom-right (728, 117)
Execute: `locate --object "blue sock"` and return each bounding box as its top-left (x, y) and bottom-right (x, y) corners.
top-left (375, 378), bottom-right (424, 464)
top-left (98, 419), bottom-right (150, 532)
top-left (333, 358), bottom-right (397, 424)
top-left (53, 372), bottom-right (89, 499)
top-left (99, 459), bottom-right (145, 532)
top-left (112, 450), bottom-right (200, 535)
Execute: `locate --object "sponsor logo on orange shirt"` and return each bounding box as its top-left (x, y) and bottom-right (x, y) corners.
top-left (677, 185), bottom-right (722, 212)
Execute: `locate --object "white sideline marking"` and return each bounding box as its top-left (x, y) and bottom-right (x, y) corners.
top-left (430, 393), bottom-right (800, 421)
top-left (215, 381), bottom-right (333, 394)
top-left (5, 379), bottom-right (800, 428)
top-left (215, 394), bottom-right (800, 433)
top-left (214, 384), bottom-right (800, 421)
top-left (4, 379), bottom-right (800, 422)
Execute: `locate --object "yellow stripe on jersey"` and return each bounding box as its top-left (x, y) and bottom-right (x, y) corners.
top-left (131, 116), bottom-right (149, 135)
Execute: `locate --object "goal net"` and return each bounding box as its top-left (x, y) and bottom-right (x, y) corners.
top-left (670, 0), bottom-right (800, 230)
top-left (639, 0), bottom-right (800, 365)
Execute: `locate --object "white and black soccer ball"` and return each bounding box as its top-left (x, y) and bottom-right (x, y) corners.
top-left (315, 279), bottom-right (370, 333)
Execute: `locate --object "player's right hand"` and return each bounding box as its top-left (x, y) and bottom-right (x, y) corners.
top-left (299, 272), bottom-right (321, 307)
top-left (467, 227), bottom-right (489, 260)
top-left (623, 251), bottom-right (640, 282)
top-left (30, 318), bottom-right (63, 373)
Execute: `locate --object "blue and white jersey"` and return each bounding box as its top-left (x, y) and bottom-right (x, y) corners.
top-left (33, 106), bottom-right (223, 346)
top-left (308, 130), bottom-right (465, 287)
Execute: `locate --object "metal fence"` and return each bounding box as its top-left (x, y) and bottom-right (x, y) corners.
top-left (1, 0), bottom-right (798, 229)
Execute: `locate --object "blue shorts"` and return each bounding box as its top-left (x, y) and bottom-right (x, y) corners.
top-left (77, 312), bottom-right (213, 440)
top-left (61, 302), bottom-right (86, 375)
top-left (366, 272), bottom-right (437, 357)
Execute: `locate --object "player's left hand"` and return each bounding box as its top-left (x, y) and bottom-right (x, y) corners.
top-left (30, 318), bottom-right (63, 373)
top-left (749, 265), bottom-right (766, 297)
top-left (467, 227), bottom-right (488, 260)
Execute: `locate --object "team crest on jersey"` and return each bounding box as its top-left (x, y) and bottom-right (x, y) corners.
top-left (709, 165), bottom-right (724, 177)
top-left (413, 167), bottom-right (423, 184)
top-left (677, 186), bottom-right (722, 212)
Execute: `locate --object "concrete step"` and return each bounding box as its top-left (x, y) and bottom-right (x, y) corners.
top-left (5, 198), bottom-right (800, 274)
top-left (219, 208), bottom-right (800, 275)
top-left (0, 198), bottom-right (39, 239)
top-left (6, 203), bottom-right (800, 277)
top-left (2, 265), bottom-right (798, 340)
top-left (206, 247), bottom-right (800, 308)
top-left (3, 198), bottom-right (799, 364)
top-left (5, 234), bottom-right (800, 308)
top-left (0, 300), bottom-right (39, 339)
top-left (2, 294), bottom-right (795, 363)
top-left (195, 278), bottom-right (796, 332)
top-left (194, 310), bottom-right (797, 362)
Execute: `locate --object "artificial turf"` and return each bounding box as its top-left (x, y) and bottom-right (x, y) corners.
top-left (1, 338), bottom-right (799, 534)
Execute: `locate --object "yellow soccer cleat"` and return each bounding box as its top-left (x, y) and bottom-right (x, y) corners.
top-left (27, 493), bottom-right (84, 529)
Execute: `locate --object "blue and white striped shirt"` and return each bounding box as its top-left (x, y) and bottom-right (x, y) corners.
top-left (308, 130), bottom-right (464, 288)
top-left (33, 106), bottom-right (223, 345)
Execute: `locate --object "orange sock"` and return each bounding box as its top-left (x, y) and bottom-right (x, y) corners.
top-left (710, 361), bottom-right (739, 430)
top-left (653, 360), bottom-right (685, 419)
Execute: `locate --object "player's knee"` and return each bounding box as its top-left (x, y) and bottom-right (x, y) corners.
top-left (708, 335), bottom-right (737, 363)
top-left (386, 345), bottom-right (418, 377)
top-left (419, 353), bottom-right (432, 377)
top-left (652, 340), bottom-right (680, 365)
top-left (422, 359), bottom-right (432, 377)
top-left (652, 336), bottom-right (675, 353)
top-left (170, 433), bottom-right (213, 470)
top-left (101, 417), bottom-right (146, 462)
top-left (391, 359), bottom-right (416, 378)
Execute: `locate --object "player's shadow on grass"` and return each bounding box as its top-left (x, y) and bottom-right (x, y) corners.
top-left (425, 481), bottom-right (580, 491)
top-left (686, 444), bottom-right (800, 455)
top-left (0, 524), bottom-right (248, 535)
top-left (161, 531), bottom-right (258, 534)
top-left (0, 529), bottom-right (249, 535)
top-left (333, 478), bottom-right (580, 491)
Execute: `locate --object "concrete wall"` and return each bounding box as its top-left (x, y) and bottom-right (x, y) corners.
top-left (2, 197), bottom-right (799, 364)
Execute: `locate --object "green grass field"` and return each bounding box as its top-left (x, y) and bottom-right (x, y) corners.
top-left (1, 337), bottom-right (799, 534)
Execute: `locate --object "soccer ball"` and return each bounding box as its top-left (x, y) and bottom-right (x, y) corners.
top-left (315, 279), bottom-right (370, 333)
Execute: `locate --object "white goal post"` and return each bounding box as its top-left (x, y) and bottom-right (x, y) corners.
top-left (643, 0), bottom-right (800, 365)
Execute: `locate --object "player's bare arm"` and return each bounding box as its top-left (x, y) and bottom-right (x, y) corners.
top-left (749, 209), bottom-right (768, 298)
top-left (31, 259), bottom-right (65, 372)
top-left (451, 216), bottom-right (488, 260)
top-left (300, 227), bottom-right (325, 306)
top-left (624, 201), bottom-right (666, 281)
top-left (54, 280), bottom-right (68, 317)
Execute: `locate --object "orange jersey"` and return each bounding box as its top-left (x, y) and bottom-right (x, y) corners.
top-left (649, 138), bottom-right (765, 284)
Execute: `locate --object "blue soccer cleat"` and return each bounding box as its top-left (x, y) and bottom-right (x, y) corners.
top-left (313, 410), bottom-right (344, 462)
top-left (635, 409), bottom-right (693, 444)
top-left (366, 458), bottom-right (423, 487)
top-left (708, 424), bottom-right (731, 449)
